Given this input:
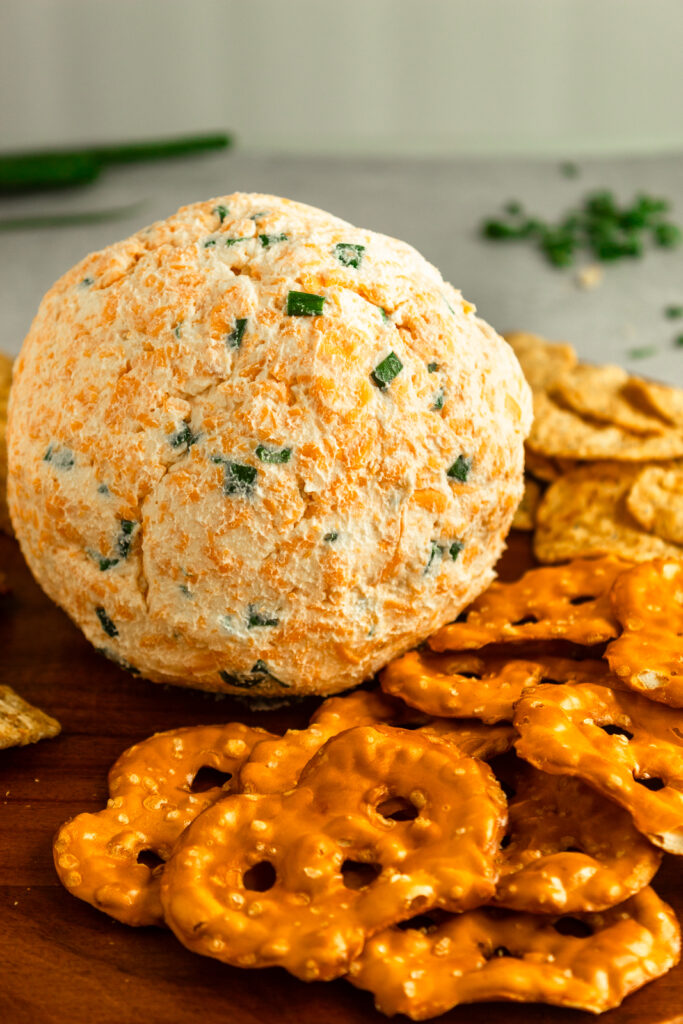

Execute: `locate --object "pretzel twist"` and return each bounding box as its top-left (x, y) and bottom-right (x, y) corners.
top-left (381, 648), bottom-right (611, 722)
top-left (607, 557), bottom-right (683, 706)
top-left (495, 761), bottom-right (662, 912)
top-left (160, 724), bottom-right (507, 980)
top-left (514, 682), bottom-right (683, 854)
top-left (429, 557), bottom-right (628, 652)
top-left (53, 721), bottom-right (272, 925)
top-left (347, 888), bottom-right (680, 1019)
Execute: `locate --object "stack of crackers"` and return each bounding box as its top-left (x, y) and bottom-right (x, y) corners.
top-left (508, 332), bottom-right (683, 562)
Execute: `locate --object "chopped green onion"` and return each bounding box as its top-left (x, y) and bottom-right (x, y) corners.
top-left (371, 351), bottom-right (403, 389)
top-left (169, 423), bottom-right (200, 449)
top-left (116, 520), bottom-right (136, 559)
top-left (95, 606), bottom-right (118, 638)
top-left (627, 346), bottom-right (657, 359)
top-left (654, 223), bottom-right (682, 248)
top-left (252, 660), bottom-right (289, 687)
top-left (179, 584), bottom-right (192, 597)
top-left (255, 444), bottom-right (291, 464)
top-left (225, 237), bottom-right (248, 247)
top-left (213, 204), bottom-right (229, 223)
top-left (674, 335), bottom-right (683, 348)
top-left (218, 669), bottom-right (261, 689)
top-left (98, 557), bottom-right (118, 572)
top-left (247, 605), bottom-right (280, 628)
top-left (424, 540), bottom-right (442, 574)
top-left (431, 389), bottom-right (445, 411)
top-left (259, 232), bottom-right (288, 247)
top-left (334, 242), bottom-right (365, 268)
top-left (80, 277), bottom-right (94, 287)
top-left (223, 461), bottom-right (257, 497)
top-left (665, 305), bottom-right (683, 319)
top-left (427, 362), bottom-right (439, 373)
top-left (203, 238), bottom-right (216, 248)
top-left (379, 306), bottom-right (390, 323)
top-left (226, 317), bottom-right (247, 349)
top-left (324, 531), bottom-right (338, 542)
top-left (286, 291), bottom-right (325, 316)
top-left (173, 324), bottom-right (182, 339)
top-left (43, 444), bottom-right (75, 470)
top-left (97, 483), bottom-right (109, 495)
top-left (449, 540), bottom-right (464, 561)
top-left (447, 454), bottom-right (472, 482)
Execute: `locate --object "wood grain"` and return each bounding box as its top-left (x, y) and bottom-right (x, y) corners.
top-left (1, 531), bottom-right (681, 1024)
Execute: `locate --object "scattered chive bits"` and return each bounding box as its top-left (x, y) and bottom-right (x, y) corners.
top-left (259, 232), bottom-right (287, 247)
top-left (628, 346), bottom-right (658, 360)
top-left (447, 454), bottom-right (472, 482)
top-left (665, 305), bottom-right (683, 319)
top-left (225, 237), bottom-right (247, 247)
top-left (334, 242), bottom-right (365, 268)
top-left (169, 423), bottom-right (199, 449)
top-left (449, 540), bottom-right (464, 561)
top-left (219, 461), bottom-right (257, 497)
top-left (481, 190), bottom-right (682, 267)
top-left (424, 540), bottom-right (442, 574)
top-left (323, 531), bottom-right (338, 542)
top-left (95, 606), bottom-right (118, 638)
top-left (203, 238), bottom-right (216, 248)
top-left (43, 444), bottom-right (75, 470)
top-left (213, 204), bottom-right (229, 223)
top-left (674, 335), bottom-right (683, 348)
top-left (226, 317), bottom-right (247, 349)
top-left (371, 351), bottom-right (403, 389)
top-left (247, 605), bottom-right (279, 628)
top-left (255, 444), bottom-right (291, 464)
top-left (379, 306), bottom-right (390, 323)
top-left (286, 290), bottom-right (325, 316)
top-left (427, 362), bottom-right (439, 373)
top-left (431, 388), bottom-right (445, 411)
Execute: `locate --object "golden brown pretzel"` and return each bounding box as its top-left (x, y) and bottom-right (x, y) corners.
top-left (53, 721), bottom-right (272, 926)
top-left (607, 557), bottom-right (683, 706)
top-left (417, 718), bottom-right (517, 760)
top-left (239, 689), bottom-right (413, 795)
top-left (347, 887), bottom-right (680, 1019)
top-left (514, 682), bottom-right (683, 854)
top-left (429, 556), bottom-right (628, 652)
top-left (381, 648), bottom-right (611, 722)
top-left (495, 761), bottom-right (661, 913)
top-left (160, 724), bottom-right (506, 981)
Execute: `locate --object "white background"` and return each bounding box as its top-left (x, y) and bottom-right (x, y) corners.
top-left (2, 0), bottom-right (683, 157)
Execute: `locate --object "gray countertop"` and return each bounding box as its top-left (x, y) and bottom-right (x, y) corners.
top-left (2, 149), bottom-right (682, 384)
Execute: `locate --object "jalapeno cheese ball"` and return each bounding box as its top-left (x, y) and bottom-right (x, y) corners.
top-left (7, 193), bottom-right (532, 696)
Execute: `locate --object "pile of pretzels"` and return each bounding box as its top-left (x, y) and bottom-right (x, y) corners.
top-left (54, 555), bottom-right (683, 1019)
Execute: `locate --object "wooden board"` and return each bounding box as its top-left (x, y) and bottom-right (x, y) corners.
top-left (1, 530), bottom-right (681, 1024)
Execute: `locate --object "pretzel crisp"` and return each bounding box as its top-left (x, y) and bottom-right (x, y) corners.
top-left (347, 887), bottom-right (680, 1019)
top-left (160, 725), bottom-right (507, 981)
top-left (381, 648), bottom-right (611, 722)
top-left (606, 558), bottom-right (683, 706)
top-left (53, 721), bottom-right (272, 926)
top-left (239, 689), bottom-right (412, 795)
top-left (495, 762), bottom-right (661, 913)
top-left (418, 719), bottom-right (517, 760)
top-left (428, 557), bottom-right (628, 653)
top-left (514, 682), bottom-right (683, 854)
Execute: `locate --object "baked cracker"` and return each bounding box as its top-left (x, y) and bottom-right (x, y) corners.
top-left (0, 685), bottom-right (61, 749)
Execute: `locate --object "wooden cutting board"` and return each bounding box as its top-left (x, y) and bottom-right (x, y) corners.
top-left (1, 531), bottom-right (681, 1024)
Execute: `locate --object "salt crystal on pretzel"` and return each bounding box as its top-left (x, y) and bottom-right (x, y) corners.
top-left (429, 556), bottom-right (629, 653)
top-left (495, 761), bottom-right (661, 913)
top-left (606, 557), bottom-right (683, 706)
top-left (514, 681), bottom-right (683, 854)
top-left (347, 887), bottom-right (680, 1019)
top-left (161, 724), bottom-right (506, 981)
top-left (381, 648), bottom-right (611, 722)
top-left (53, 721), bottom-right (272, 926)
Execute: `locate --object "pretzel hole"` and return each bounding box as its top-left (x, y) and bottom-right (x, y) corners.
top-left (600, 723), bottom-right (634, 740)
top-left (499, 781), bottom-right (517, 801)
top-left (512, 615), bottom-right (538, 626)
top-left (137, 848), bottom-right (164, 871)
top-left (341, 860), bottom-right (382, 890)
top-left (553, 917), bottom-right (592, 938)
top-left (500, 833), bottom-right (512, 850)
top-left (243, 861), bottom-right (276, 891)
top-left (397, 913), bottom-right (440, 934)
top-left (376, 796), bottom-right (419, 822)
top-left (634, 774), bottom-right (665, 791)
top-left (189, 766), bottom-right (233, 793)
top-left (569, 595), bottom-right (595, 606)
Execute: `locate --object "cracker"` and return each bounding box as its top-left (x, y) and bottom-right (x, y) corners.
top-left (0, 685), bottom-right (61, 749)
top-left (528, 393), bottom-right (683, 462)
top-left (627, 464), bottom-right (683, 545)
top-left (534, 463), bottom-right (683, 563)
top-left (504, 331), bottom-right (578, 391)
top-left (524, 448), bottom-right (562, 483)
top-left (511, 476), bottom-right (542, 531)
top-left (551, 363), bottom-right (669, 435)
top-left (625, 378), bottom-right (683, 428)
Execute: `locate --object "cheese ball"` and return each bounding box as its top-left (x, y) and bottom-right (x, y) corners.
top-left (7, 193), bottom-right (532, 697)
